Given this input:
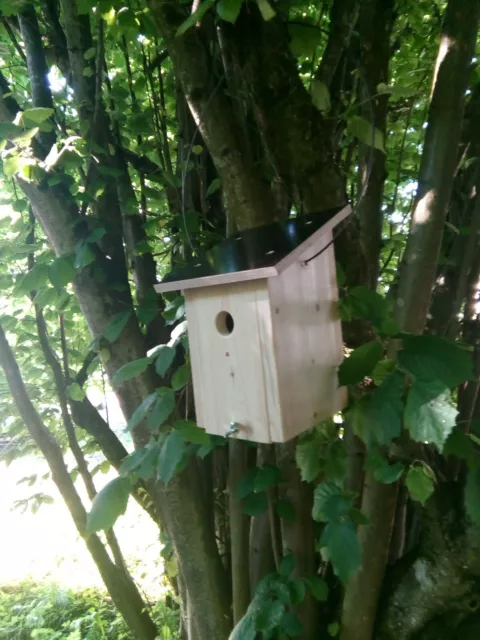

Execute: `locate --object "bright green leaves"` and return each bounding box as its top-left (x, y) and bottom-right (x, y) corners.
top-left (103, 310), bottom-right (132, 343)
top-left (20, 108), bottom-right (54, 127)
top-left (173, 420), bottom-right (210, 445)
top-left (465, 465), bottom-right (480, 525)
top-left (157, 431), bottom-right (186, 484)
top-left (296, 425), bottom-right (346, 485)
top-left (344, 333), bottom-right (472, 454)
top-left (67, 382), bottom-right (86, 402)
top-left (126, 392), bottom-right (159, 432)
top-left (217, 0), bottom-right (242, 22)
top-left (405, 382), bottom-right (457, 450)
top-left (171, 363), bottom-right (190, 390)
top-left (347, 115), bottom-right (385, 153)
top-left (405, 464), bottom-right (435, 505)
top-left (112, 357), bottom-right (151, 386)
top-left (49, 256), bottom-right (76, 290)
top-left (256, 0), bottom-right (275, 20)
top-left (153, 345), bottom-right (176, 376)
top-left (86, 476), bottom-right (132, 535)
top-left (351, 372), bottom-right (404, 447)
top-left (338, 340), bottom-right (383, 386)
top-left (312, 483), bottom-right (362, 583)
top-left (176, 0), bottom-right (215, 35)
top-left (320, 521), bottom-right (361, 584)
top-left (400, 335), bottom-right (470, 452)
top-left (312, 483), bottom-right (353, 523)
top-left (399, 335), bottom-right (473, 389)
top-left (338, 286), bottom-right (398, 336)
top-left (231, 570), bottom-right (304, 639)
top-left (366, 450), bottom-right (405, 484)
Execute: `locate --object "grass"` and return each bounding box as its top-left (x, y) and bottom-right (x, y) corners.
top-left (0, 580), bottom-right (180, 639)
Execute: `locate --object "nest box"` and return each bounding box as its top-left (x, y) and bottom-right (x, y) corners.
top-left (154, 205), bottom-right (351, 444)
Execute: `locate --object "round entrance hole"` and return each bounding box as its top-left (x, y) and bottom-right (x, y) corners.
top-left (216, 311), bottom-right (234, 336)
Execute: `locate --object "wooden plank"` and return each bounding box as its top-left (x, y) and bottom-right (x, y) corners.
top-left (155, 265), bottom-right (278, 294)
top-left (185, 280), bottom-right (282, 443)
top-left (268, 231), bottom-right (346, 441)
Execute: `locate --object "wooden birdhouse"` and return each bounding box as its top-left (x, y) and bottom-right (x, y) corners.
top-left (154, 205), bottom-right (351, 444)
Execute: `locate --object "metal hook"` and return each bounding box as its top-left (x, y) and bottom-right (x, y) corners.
top-left (226, 422), bottom-right (240, 438)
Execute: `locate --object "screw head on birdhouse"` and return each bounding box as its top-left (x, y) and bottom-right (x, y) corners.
top-left (154, 205), bottom-right (351, 444)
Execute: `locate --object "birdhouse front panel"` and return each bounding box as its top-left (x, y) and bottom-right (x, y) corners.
top-left (184, 279), bottom-right (283, 443)
top-left (267, 230), bottom-right (346, 442)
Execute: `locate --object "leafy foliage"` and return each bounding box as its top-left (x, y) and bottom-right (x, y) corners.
top-left (0, 581), bottom-right (179, 640)
top-left (86, 476), bottom-right (132, 534)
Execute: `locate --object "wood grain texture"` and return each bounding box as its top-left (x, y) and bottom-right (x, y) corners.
top-left (268, 230), bottom-right (346, 441)
top-left (185, 280), bottom-right (282, 443)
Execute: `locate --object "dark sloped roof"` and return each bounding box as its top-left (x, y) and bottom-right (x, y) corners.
top-left (155, 204), bottom-right (350, 293)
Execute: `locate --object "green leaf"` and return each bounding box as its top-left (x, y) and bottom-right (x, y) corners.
top-left (157, 431), bottom-right (186, 484)
top-left (279, 553), bottom-right (295, 577)
top-left (119, 447), bottom-right (151, 475)
top-left (374, 461), bottom-right (404, 484)
top-left (444, 428), bottom-right (475, 463)
top-left (399, 335), bottom-right (473, 388)
top-left (67, 382), bottom-right (86, 402)
top-left (242, 491), bottom-right (268, 516)
top-left (84, 47), bottom-right (96, 60)
top-left (320, 521), bottom-right (361, 584)
top-left (112, 357), bottom-right (150, 386)
top-left (312, 483), bottom-right (352, 522)
top-left (465, 465), bottom-right (480, 525)
top-left (255, 599), bottom-right (285, 634)
top-left (147, 388), bottom-right (175, 430)
top-left (256, 0), bottom-right (275, 21)
top-left (280, 611), bottom-right (303, 637)
top-left (338, 340), bottom-right (383, 386)
top-left (126, 392), bottom-right (158, 432)
top-left (176, 0), bottom-right (215, 35)
top-left (296, 432), bottom-right (322, 482)
top-left (74, 243), bottom-right (96, 269)
top-left (311, 80), bottom-right (330, 113)
top-left (217, 0), bottom-right (242, 22)
top-left (347, 115), bottom-right (385, 152)
top-left (328, 622), bottom-right (340, 637)
top-left (236, 467), bottom-right (258, 500)
top-left (405, 465), bottom-right (435, 505)
top-left (254, 464), bottom-right (283, 492)
top-left (304, 576), bottom-right (328, 602)
top-left (405, 381), bottom-right (457, 451)
top-left (15, 264), bottom-right (49, 295)
top-left (49, 256), bottom-right (76, 290)
top-left (171, 363), bottom-right (190, 390)
top-left (173, 420), bottom-right (211, 444)
top-left (86, 476), bottom-right (131, 534)
top-left (351, 371), bottom-right (404, 446)
top-left (206, 177), bottom-right (221, 196)
top-left (288, 22), bottom-right (322, 57)
top-left (0, 122), bottom-right (22, 140)
top-left (275, 498), bottom-right (296, 522)
top-left (21, 108), bottom-right (54, 126)
top-left (154, 345), bottom-right (176, 376)
top-left (103, 310), bottom-right (132, 343)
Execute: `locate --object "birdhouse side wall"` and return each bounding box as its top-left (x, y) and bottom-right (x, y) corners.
top-left (267, 232), bottom-right (346, 441)
top-left (184, 280), bottom-right (283, 443)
